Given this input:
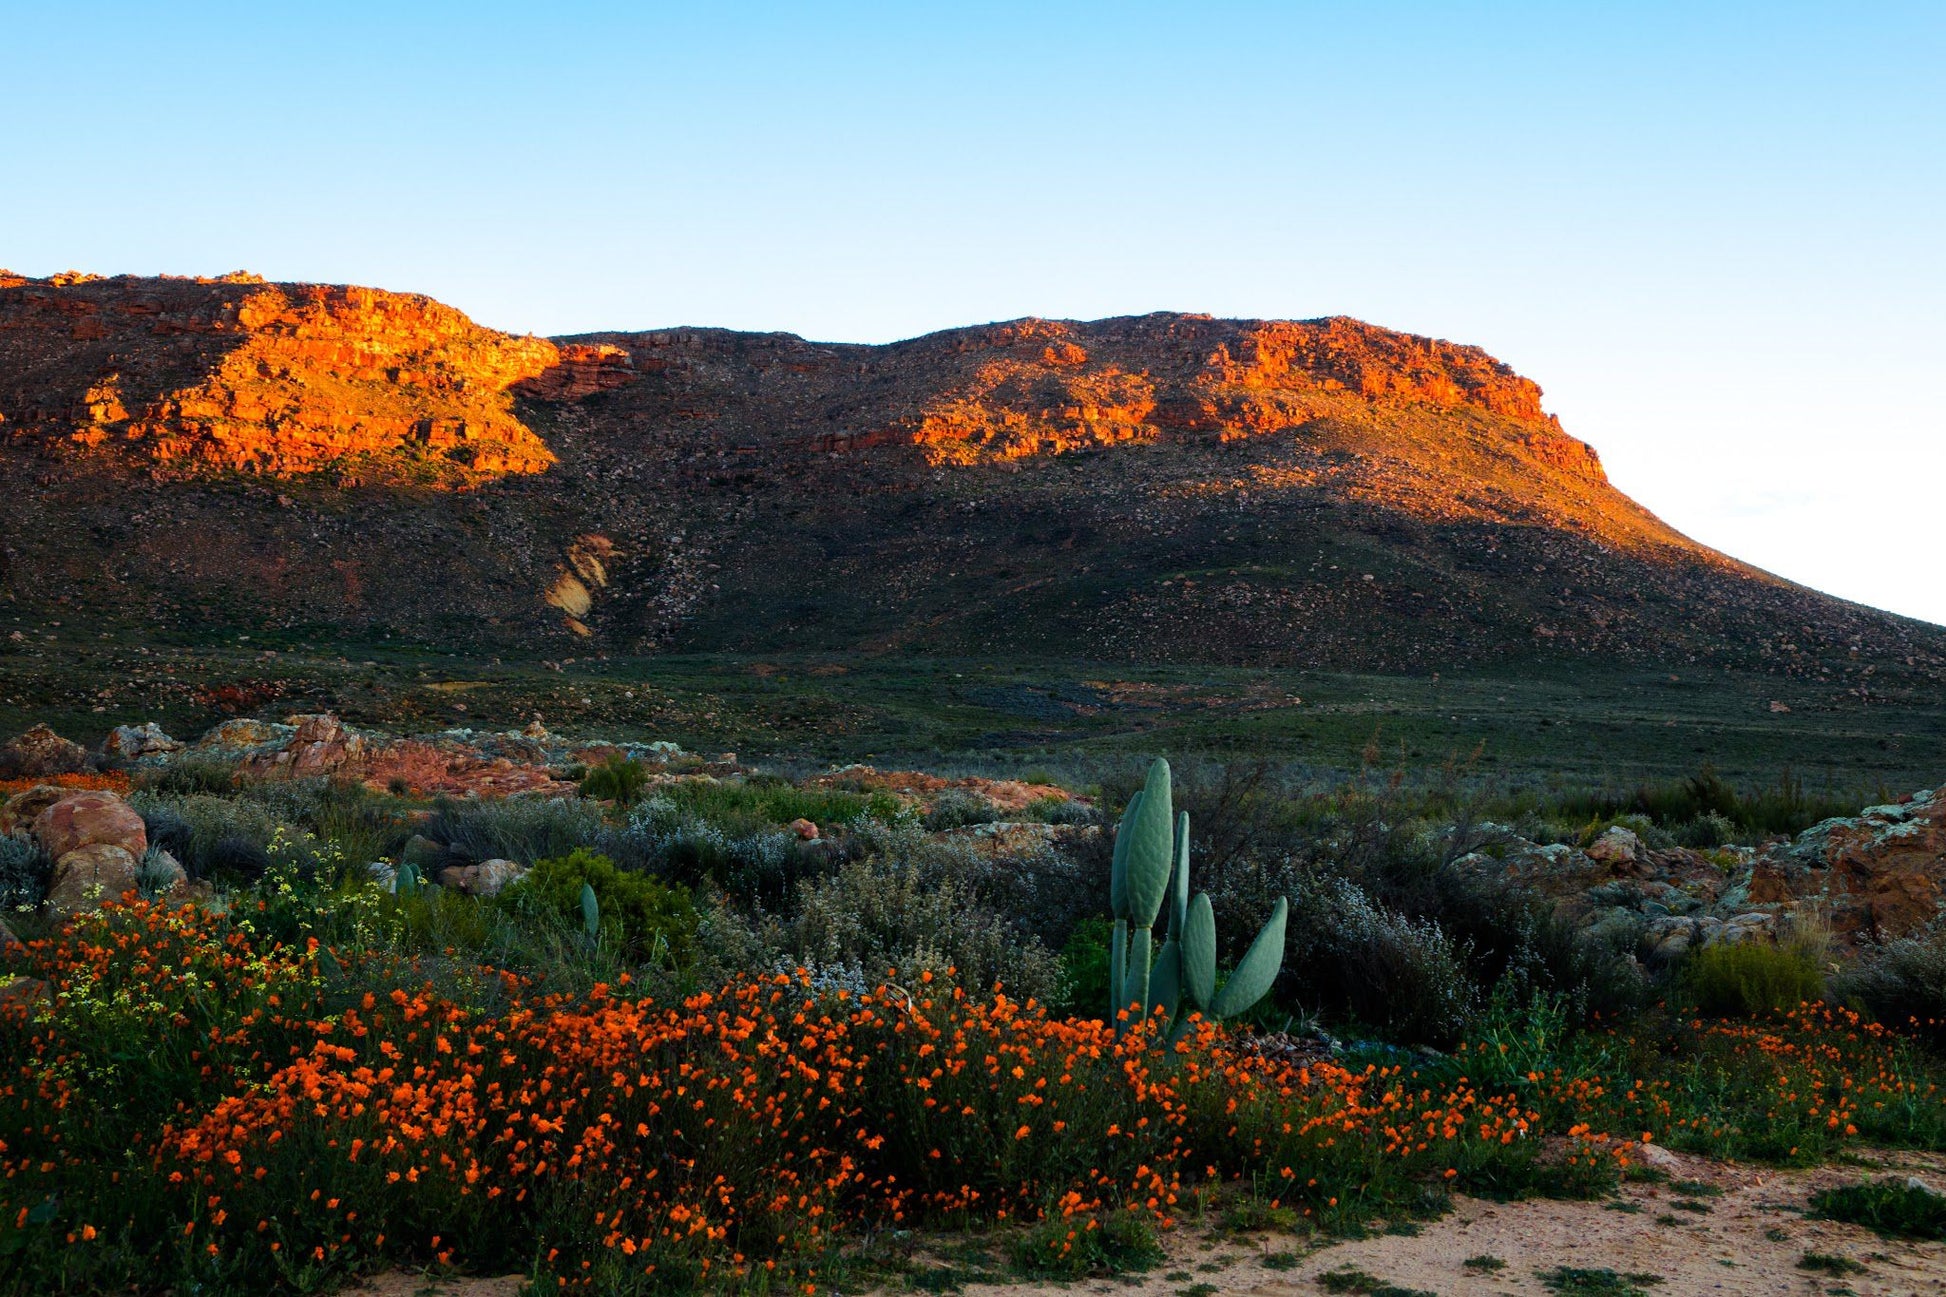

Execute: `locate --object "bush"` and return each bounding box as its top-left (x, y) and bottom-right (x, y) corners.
top-left (921, 788), bottom-right (1001, 831)
top-left (1810, 1178), bottom-right (1946, 1240)
top-left (1057, 916), bottom-right (1115, 1015)
top-left (420, 796), bottom-right (605, 869)
top-left (1834, 920), bottom-right (1946, 1039)
top-left (135, 757), bottom-right (237, 796)
top-left (0, 832), bottom-right (50, 911)
top-left (1295, 877), bottom-right (1479, 1045)
top-left (502, 849), bottom-right (697, 967)
top-left (580, 754), bottom-right (650, 806)
top-left (654, 777), bottom-right (902, 829)
top-left (778, 854), bottom-right (1065, 1003)
top-left (129, 791), bottom-right (283, 883)
top-left (1681, 933), bottom-right (1825, 1018)
top-left (1011, 1206), bottom-right (1161, 1277)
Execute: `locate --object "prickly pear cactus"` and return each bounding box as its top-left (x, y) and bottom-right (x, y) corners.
top-left (1108, 758), bottom-right (1288, 1040)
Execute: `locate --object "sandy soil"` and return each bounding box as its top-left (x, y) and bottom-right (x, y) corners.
top-left (352, 1148), bottom-right (1946, 1297)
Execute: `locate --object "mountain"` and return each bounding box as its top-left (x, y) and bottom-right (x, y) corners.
top-left (2, 270), bottom-right (1941, 690)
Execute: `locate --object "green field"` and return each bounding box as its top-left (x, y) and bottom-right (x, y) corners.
top-left (5, 625), bottom-right (1941, 796)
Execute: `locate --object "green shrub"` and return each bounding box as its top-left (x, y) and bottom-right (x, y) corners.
top-left (1057, 916), bottom-right (1115, 1014)
top-left (136, 757), bottom-right (237, 795)
top-left (129, 791), bottom-right (283, 883)
top-left (503, 849), bottom-right (697, 967)
top-left (420, 796), bottom-right (605, 868)
top-left (1810, 1178), bottom-right (1946, 1240)
top-left (580, 755), bottom-right (650, 807)
top-left (0, 833), bottom-right (50, 911)
top-left (1835, 919), bottom-right (1946, 1040)
top-left (921, 788), bottom-right (1001, 831)
top-left (1010, 1206), bottom-right (1160, 1277)
top-left (654, 778), bottom-right (901, 828)
top-left (1680, 936), bottom-right (1824, 1018)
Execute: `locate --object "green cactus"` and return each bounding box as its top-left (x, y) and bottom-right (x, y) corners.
top-left (580, 881), bottom-right (601, 943)
top-left (395, 861), bottom-right (421, 898)
top-left (1107, 758), bottom-right (1288, 1040)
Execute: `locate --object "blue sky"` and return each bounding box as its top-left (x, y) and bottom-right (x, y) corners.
top-left (4, 2), bottom-right (1942, 625)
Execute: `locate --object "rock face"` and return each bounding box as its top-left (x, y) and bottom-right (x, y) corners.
top-left (100, 722), bottom-right (183, 764)
top-left (0, 725), bottom-right (89, 777)
top-left (238, 713), bottom-right (368, 781)
top-left (33, 791), bottom-right (147, 862)
top-left (0, 273), bottom-right (604, 486)
top-left (1456, 782), bottom-right (1946, 963)
top-left (1748, 788), bottom-right (1946, 943)
top-left (436, 859), bottom-right (525, 897)
top-left (46, 843), bottom-right (139, 915)
top-left (0, 785), bottom-right (68, 837)
top-left (4, 273), bottom-right (1945, 680)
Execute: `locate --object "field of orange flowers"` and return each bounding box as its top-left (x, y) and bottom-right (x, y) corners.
top-left (4, 900), bottom-right (1946, 1295)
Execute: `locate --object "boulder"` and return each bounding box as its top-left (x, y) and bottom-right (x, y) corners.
top-left (1586, 827), bottom-right (1644, 869)
top-left (239, 713), bottom-right (367, 781)
top-left (0, 785), bottom-right (68, 837)
top-left (1747, 786), bottom-right (1946, 944)
top-left (46, 843), bottom-right (139, 915)
top-left (100, 722), bottom-right (183, 764)
top-left (788, 817), bottom-right (820, 841)
top-left (0, 915), bottom-right (20, 952)
top-left (33, 791), bottom-right (147, 862)
top-left (0, 724), bottom-right (89, 777)
top-left (437, 858), bottom-right (525, 896)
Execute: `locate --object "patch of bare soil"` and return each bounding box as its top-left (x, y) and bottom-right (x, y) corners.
top-left (957, 1149), bottom-right (1946, 1297)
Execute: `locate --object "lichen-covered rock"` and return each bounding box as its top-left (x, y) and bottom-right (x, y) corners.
top-left (0, 785), bottom-right (67, 837)
top-left (100, 722), bottom-right (183, 764)
top-left (33, 791), bottom-right (147, 862)
top-left (46, 843), bottom-right (139, 915)
top-left (0, 724), bottom-right (88, 777)
top-left (238, 714), bottom-right (367, 781)
top-left (1747, 787), bottom-right (1946, 943)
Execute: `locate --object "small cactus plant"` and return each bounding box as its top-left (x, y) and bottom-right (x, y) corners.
top-left (1109, 758), bottom-right (1288, 1039)
top-left (395, 861), bottom-right (421, 898)
top-left (580, 880), bottom-right (601, 943)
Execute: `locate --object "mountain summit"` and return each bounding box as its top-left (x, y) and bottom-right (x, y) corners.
top-left (2, 271), bottom-right (1939, 680)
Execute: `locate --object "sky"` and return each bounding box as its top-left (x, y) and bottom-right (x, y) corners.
top-left (4, 2), bottom-right (1942, 626)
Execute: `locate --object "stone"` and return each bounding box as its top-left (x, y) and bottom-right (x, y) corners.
top-left (1636, 1143), bottom-right (1684, 1174)
top-left (400, 835), bottom-right (443, 870)
top-left (100, 722), bottom-right (183, 764)
top-left (0, 724), bottom-right (88, 777)
top-left (33, 791), bottom-right (147, 861)
top-left (1585, 827), bottom-right (1644, 868)
top-left (0, 785), bottom-right (67, 837)
top-left (788, 818), bottom-right (819, 841)
top-left (46, 843), bottom-right (139, 915)
top-left (0, 915), bottom-right (20, 952)
top-left (436, 858), bottom-right (525, 897)
top-left (239, 713), bottom-right (367, 781)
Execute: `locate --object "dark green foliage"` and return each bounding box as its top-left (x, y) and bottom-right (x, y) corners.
top-left (1810, 1179), bottom-right (1946, 1240)
top-left (654, 777), bottom-right (901, 828)
top-left (420, 796), bottom-right (604, 869)
top-left (1010, 1208), bottom-right (1160, 1277)
top-left (135, 757), bottom-right (237, 795)
top-left (1835, 920), bottom-right (1946, 1042)
top-left (503, 850), bottom-right (697, 967)
top-left (1464, 1253), bottom-right (1508, 1272)
top-left (1536, 1268), bottom-right (1663, 1295)
top-left (1549, 766), bottom-right (1863, 841)
top-left (0, 832), bottom-right (50, 910)
top-left (1797, 1252), bottom-right (1866, 1275)
top-left (921, 788), bottom-right (1001, 831)
top-left (1058, 916), bottom-right (1115, 1014)
top-left (580, 754), bottom-right (650, 806)
top-left (1680, 939), bottom-right (1825, 1018)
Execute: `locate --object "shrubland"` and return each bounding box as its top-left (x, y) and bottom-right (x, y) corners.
top-left (1, 755), bottom-right (1944, 1294)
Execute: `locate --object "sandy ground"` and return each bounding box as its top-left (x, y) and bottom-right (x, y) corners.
top-left (353, 1148), bottom-right (1946, 1297)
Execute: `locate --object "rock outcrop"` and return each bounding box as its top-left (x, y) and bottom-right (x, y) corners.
top-left (33, 790), bottom-right (147, 862)
top-left (0, 725), bottom-right (89, 777)
top-left (0, 274), bottom-right (635, 486)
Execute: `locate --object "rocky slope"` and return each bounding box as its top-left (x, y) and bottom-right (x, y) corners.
top-left (1, 271), bottom-right (1941, 683)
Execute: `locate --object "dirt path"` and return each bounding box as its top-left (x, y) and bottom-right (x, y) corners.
top-left (353, 1149), bottom-right (1946, 1297)
top-left (957, 1149), bottom-right (1946, 1297)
